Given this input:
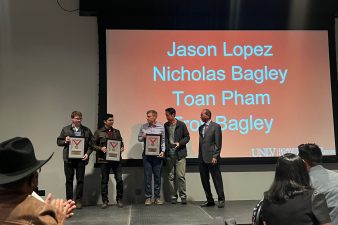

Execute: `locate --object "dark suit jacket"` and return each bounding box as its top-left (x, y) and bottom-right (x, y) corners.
top-left (164, 120), bottom-right (190, 160)
top-left (198, 121), bottom-right (222, 163)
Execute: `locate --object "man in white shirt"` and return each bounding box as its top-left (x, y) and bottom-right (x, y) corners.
top-left (138, 110), bottom-right (165, 205)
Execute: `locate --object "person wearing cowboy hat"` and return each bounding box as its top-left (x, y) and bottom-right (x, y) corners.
top-left (0, 137), bottom-right (75, 225)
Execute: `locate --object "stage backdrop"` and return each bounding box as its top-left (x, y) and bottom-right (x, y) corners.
top-left (106, 30), bottom-right (335, 159)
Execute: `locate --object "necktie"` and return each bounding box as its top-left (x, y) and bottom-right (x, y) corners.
top-left (203, 124), bottom-right (208, 137)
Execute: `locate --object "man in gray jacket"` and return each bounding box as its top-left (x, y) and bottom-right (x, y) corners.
top-left (198, 109), bottom-right (225, 208)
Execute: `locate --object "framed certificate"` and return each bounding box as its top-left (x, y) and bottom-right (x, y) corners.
top-left (145, 134), bottom-right (161, 156)
top-left (106, 139), bottom-right (121, 161)
top-left (68, 137), bottom-right (85, 159)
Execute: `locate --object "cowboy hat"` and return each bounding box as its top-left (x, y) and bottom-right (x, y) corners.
top-left (0, 137), bottom-right (53, 185)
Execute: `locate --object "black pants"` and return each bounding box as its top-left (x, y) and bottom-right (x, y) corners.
top-left (64, 160), bottom-right (85, 201)
top-left (199, 161), bottom-right (225, 202)
top-left (100, 162), bottom-right (123, 203)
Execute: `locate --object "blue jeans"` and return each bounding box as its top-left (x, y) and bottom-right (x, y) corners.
top-left (143, 155), bottom-right (163, 199)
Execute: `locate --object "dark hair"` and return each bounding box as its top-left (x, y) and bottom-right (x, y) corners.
top-left (264, 153), bottom-right (311, 203)
top-left (103, 113), bottom-right (114, 121)
top-left (165, 107), bottom-right (176, 116)
top-left (298, 143), bottom-right (322, 167)
top-left (204, 109), bottom-right (212, 118)
top-left (71, 111), bottom-right (82, 118)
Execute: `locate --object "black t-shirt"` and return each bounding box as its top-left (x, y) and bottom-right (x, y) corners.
top-left (262, 190), bottom-right (331, 225)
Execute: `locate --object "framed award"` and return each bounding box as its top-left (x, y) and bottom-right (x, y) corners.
top-left (145, 134), bottom-right (161, 156)
top-left (106, 139), bottom-right (121, 161)
top-left (68, 137), bottom-right (85, 159)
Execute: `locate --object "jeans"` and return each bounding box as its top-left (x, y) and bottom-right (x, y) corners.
top-left (143, 155), bottom-right (163, 199)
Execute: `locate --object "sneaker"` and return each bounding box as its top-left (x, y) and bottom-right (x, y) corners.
top-left (101, 201), bottom-right (108, 209)
top-left (154, 198), bottom-right (164, 205)
top-left (75, 201), bottom-right (83, 209)
top-left (171, 198), bottom-right (177, 204)
top-left (145, 198), bottom-right (152, 206)
top-left (117, 200), bottom-right (124, 208)
top-left (181, 198), bottom-right (187, 204)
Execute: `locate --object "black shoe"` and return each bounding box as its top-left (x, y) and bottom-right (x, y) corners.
top-left (200, 201), bottom-right (215, 207)
top-left (181, 198), bottom-right (187, 204)
top-left (117, 200), bottom-right (124, 208)
top-left (218, 200), bottom-right (225, 208)
top-left (171, 198), bottom-right (177, 204)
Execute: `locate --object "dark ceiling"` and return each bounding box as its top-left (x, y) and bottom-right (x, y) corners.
top-left (80, 0), bottom-right (338, 29)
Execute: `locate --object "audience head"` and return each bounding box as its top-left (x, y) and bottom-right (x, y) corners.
top-left (265, 153), bottom-right (311, 203)
top-left (298, 143), bottom-right (322, 167)
top-left (0, 137), bottom-right (53, 192)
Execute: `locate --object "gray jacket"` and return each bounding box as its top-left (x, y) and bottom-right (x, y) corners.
top-left (198, 121), bottom-right (222, 163)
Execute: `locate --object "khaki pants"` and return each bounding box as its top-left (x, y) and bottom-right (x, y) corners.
top-left (166, 156), bottom-right (187, 199)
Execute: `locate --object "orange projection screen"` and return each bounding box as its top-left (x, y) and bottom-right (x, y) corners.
top-left (106, 30), bottom-right (335, 159)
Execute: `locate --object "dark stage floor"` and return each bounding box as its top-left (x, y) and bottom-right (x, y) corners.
top-left (67, 200), bottom-right (257, 225)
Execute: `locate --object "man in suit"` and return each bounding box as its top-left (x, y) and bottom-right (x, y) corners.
top-left (198, 109), bottom-right (225, 208)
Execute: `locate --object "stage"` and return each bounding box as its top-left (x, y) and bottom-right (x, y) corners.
top-left (67, 200), bottom-right (256, 225)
